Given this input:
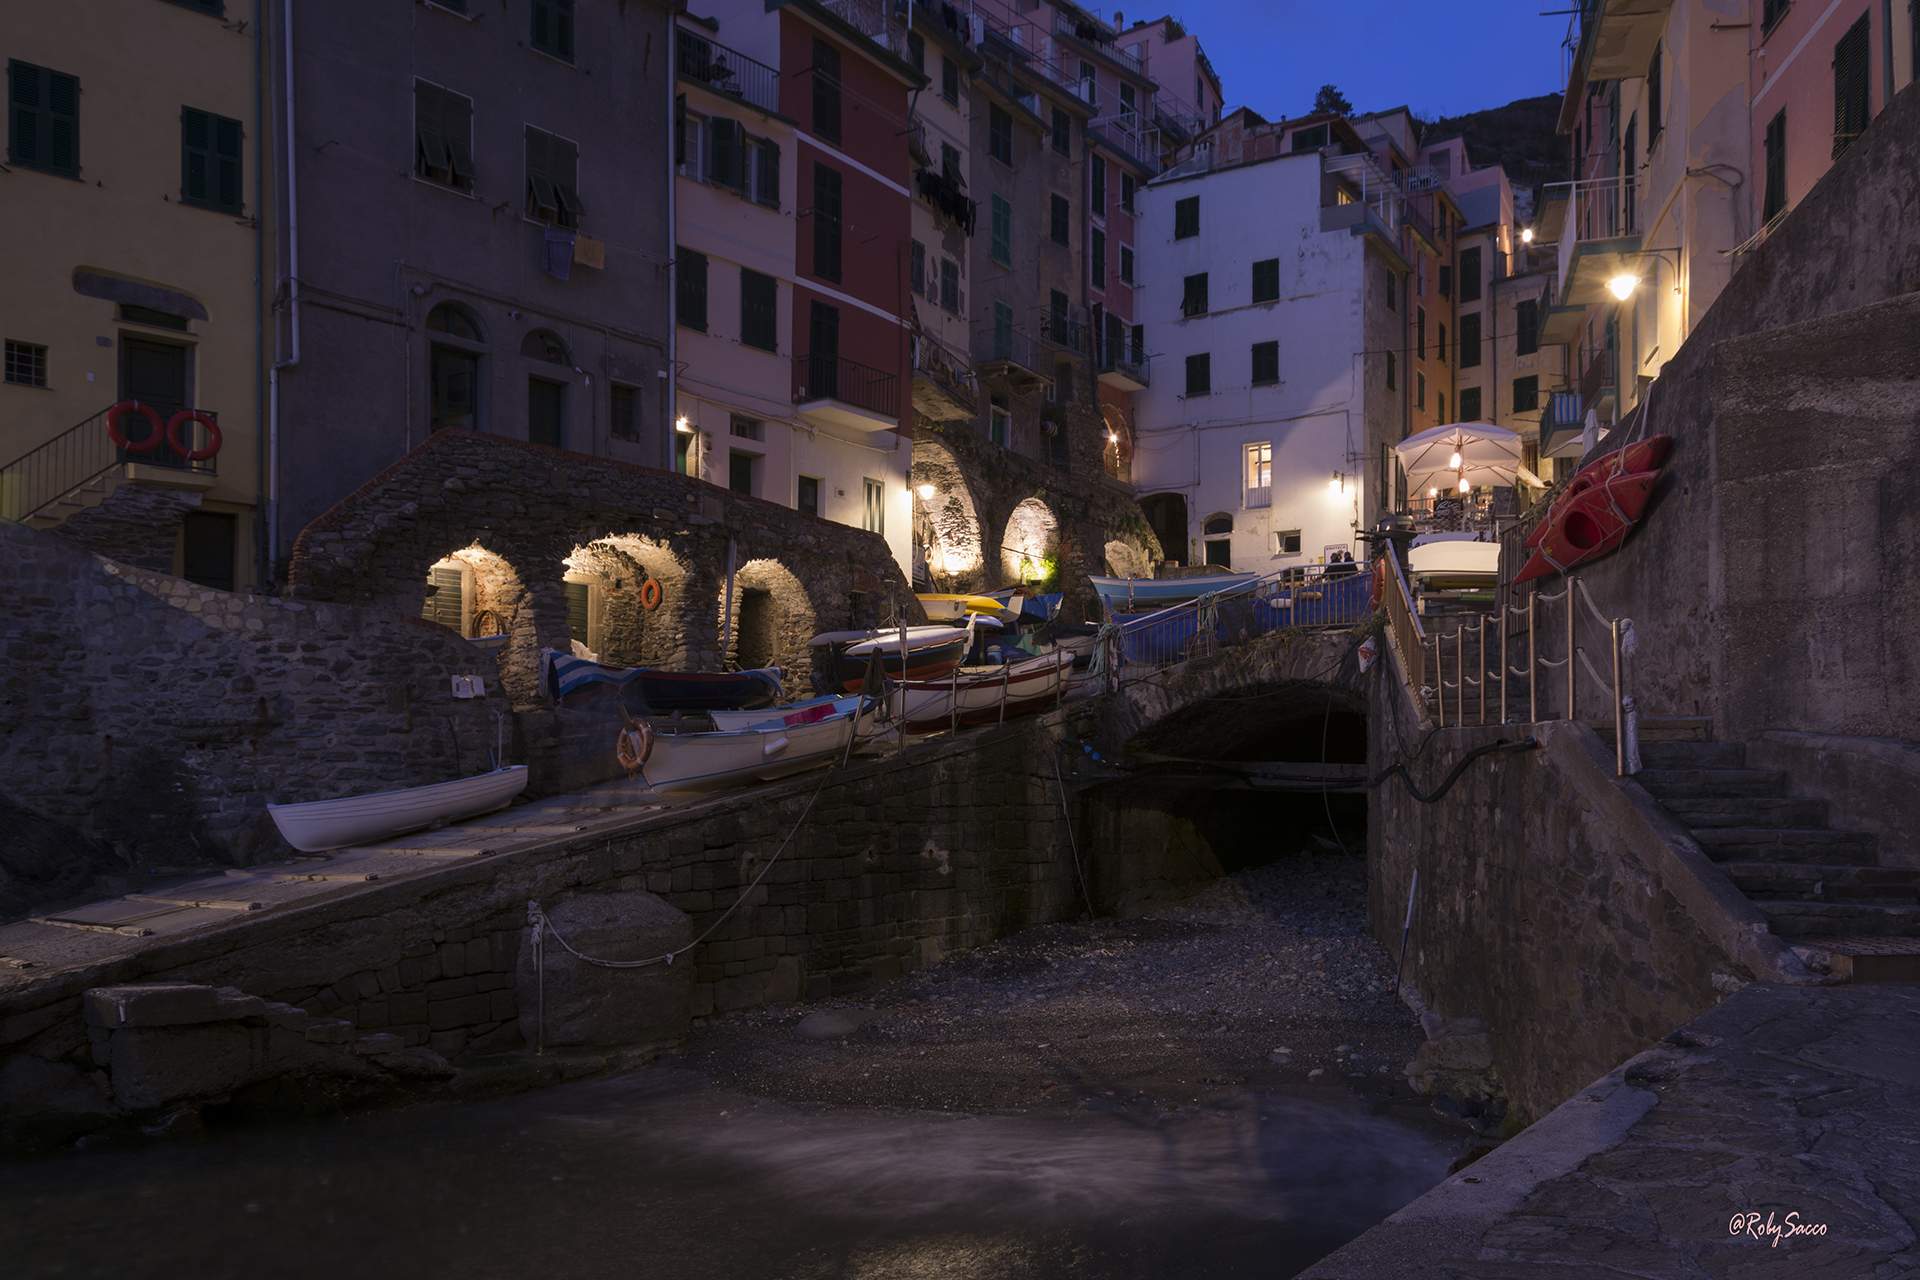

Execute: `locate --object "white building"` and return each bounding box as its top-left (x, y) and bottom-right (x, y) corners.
top-left (1131, 138), bottom-right (1402, 574)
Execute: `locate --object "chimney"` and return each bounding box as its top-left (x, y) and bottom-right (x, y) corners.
top-left (1113, 11), bottom-right (1124, 31)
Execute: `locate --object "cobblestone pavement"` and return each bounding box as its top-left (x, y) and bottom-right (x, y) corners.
top-left (685, 850), bottom-right (1448, 1126)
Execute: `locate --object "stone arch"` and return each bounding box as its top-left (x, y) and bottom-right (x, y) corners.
top-left (715, 558), bottom-right (818, 699)
top-left (419, 543), bottom-right (523, 641)
top-left (909, 437), bottom-right (987, 594)
top-left (520, 328), bottom-right (571, 364)
top-left (561, 535), bottom-right (695, 669)
top-left (426, 301), bottom-right (484, 342)
top-left (1001, 497), bottom-right (1060, 589)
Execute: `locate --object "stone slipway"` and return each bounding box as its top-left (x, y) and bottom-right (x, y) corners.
top-left (1301, 981), bottom-right (1920, 1278)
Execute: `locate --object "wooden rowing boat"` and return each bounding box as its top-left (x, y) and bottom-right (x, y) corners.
top-left (639, 709), bottom-right (861, 794)
top-left (808, 626), bottom-right (969, 692)
top-left (889, 651), bottom-right (1072, 736)
top-left (267, 766), bottom-right (529, 852)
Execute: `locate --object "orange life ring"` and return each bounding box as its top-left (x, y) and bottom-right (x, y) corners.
top-left (639, 578), bottom-right (663, 611)
top-left (105, 401), bottom-right (166, 453)
top-left (165, 410), bottom-right (223, 461)
top-left (615, 722), bottom-right (654, 776)
top-left (1369, 556), bottom-right (1387, 610)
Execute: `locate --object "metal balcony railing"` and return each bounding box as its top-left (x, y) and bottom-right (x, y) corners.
top-left (1544, 174), bottom-right (1639, 292)
top-left (0, 404), bottom-right (218, 523)
top-left (1580, 347), bottom-right (1616, 408)
top-left (675, 29), bottom-right (779, 115)
top-left (1088, 115), bottom-right (1158, 170)
top-left (1051, 13), bottom-right (1144, 71)
top-left (1244, 485), bottom-right (1272, 510)
top-left (1096, 350), bottom-right (1150, 387)
top-left (910, 328), bottom-right (978, 414)
top-left (794, 354), bottom-right (899, 419)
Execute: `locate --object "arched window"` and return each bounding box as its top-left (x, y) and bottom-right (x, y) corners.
top-left (1202, 513), bottom-right (1233, 568)
top-left (426, 304), bottom-right (483, 431)
top-left (521, 329), bottom-right (570, 363)
top-left (426, 302), bottom-right (483, 341)
top-left (1202, 513), bottom-right (1233, 536)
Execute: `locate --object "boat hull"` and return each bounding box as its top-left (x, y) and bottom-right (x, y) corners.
top-left (709, 693), bottom-right (878, 736)
top-left (834, 636), bottom-right (966, 692)
top-left (543, 649), bottom-right (781, 712)
top-left (1511, 472), bottom-right (1658, 585)
top-left (640, 715), bottom-right (855, 794)
top-left (267, 766), bottom-right (530, 852)
top-left (890, 652), bottom-right (1071, 735)
top-left (1524, 436), bottom-right (1672, 548)
top-left (1089, 572), bottom-right (1256, 610)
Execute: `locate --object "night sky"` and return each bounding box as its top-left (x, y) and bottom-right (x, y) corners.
top-left (1144, 0), bottom-right (1572, 122)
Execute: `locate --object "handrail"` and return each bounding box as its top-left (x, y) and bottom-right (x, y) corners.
top-left (792, 353), bottom-right (899, 418)
top-left (1098, 561), bottom-right (1374, 677)
top-left (675, 29), bottom-right (780, 115)
top-left (0, 404), bottom-right (217, 524)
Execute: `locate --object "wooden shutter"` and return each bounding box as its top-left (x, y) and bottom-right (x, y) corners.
top-left (182, 107), bottom-right (212, 205)
top-left (710, 117), bottom-right (740, 191)
top-left (756, 137), bottom-right (779, 208)
top-left (423, 563), bottom-right (466, 633)
top-left (1833, 15), bottom-right (1870, 159)
top-left (565, 582), bottom-right (591, 644)
top-left (533, 0), bottom-right (575, 60)
top-left (214, 115), bottom-right (242, 211)
top-left (9, 61), bottom-right (80, 178)
top-left (551, 134), bottom-right (581, 221)
top-left (526, 126), bottom-right (555, 216)
top-left (678, 248), bottom-right (708, 331)
top-left (741, 269), bottom-right (777, 352)
top-left (414, 81), bottom-right (445, 180)
top-left (813, 163), bottom-right (842, 282)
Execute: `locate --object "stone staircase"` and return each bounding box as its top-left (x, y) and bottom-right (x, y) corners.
top-left (1636, 740), bottom-right (1920, 982)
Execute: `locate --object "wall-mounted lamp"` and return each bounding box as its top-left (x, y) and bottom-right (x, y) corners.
top-left (1520, 227), bottom-right (1534, 244)
top-left (917, 483), bottom-right (936, 500)
top-left (675, 416), bottom-right (693, 433)
top-left (1607, 274), bottom-right (1639, 301)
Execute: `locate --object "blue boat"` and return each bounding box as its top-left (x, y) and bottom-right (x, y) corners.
top-left (1088, 571), bottom-right (1257, 613)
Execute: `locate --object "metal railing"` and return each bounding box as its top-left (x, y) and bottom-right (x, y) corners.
top-left (675, 29), bottom-right (780, 115)
top-left (0, 404), bottom-right (217, 524)
top-left (1096, 350), bottom-right (1149, 387)
top-left (910, 327), bottom-right (978, 412)
top-left (1322, 151), bottom-right (1401, 236)
top-left (975, 326), bottom-right (1050, 373)
top-left (1580, 347), bottom-right (1616, 408)
top-left (1384, 549), bottom-right (1425, 695)
top-left (1244, 485), bottom-right (1271, 509)
top-left (1088, 115), bottom-right (1158, 170)
top-left (1100, 564), bottom-right (1375, 676)
top-left (1399, 491), bottom-right (1503, 533)
top-left (1051, 13), bottom-right (1144, 71)
top-left (1545, 173), bottom-right (1638, 292)
top-left (793, 354), bottom-right (899, 419)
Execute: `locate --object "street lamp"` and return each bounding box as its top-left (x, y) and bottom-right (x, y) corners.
top-left (1520, 227), bottom-right (1534, 244)
top-left (674, 416), bottom-right (693, 433)
top-left (1608, 274), bottom-right (1640, 300)
top-left (917, 483), bottom-right (936, 500)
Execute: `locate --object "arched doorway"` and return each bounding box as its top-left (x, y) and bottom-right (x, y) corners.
top-left (1001, 497), bottom-right (1060, 589)
top-left (909, 438), bottom-right (986, 593)
top-left (1138, 492), bottom-right (1189, 568)
top-left (564, 535), bottom-right (694, 669)
top-left (716, 559), bottom-right (818, 698)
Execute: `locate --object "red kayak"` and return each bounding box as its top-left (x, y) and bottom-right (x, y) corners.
top-left (1525, 435), bottom-right (1673, 549)
top-left (1511, 471), bottom-right (1659, 585)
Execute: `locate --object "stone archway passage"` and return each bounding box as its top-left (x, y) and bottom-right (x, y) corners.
top-left (1001, 497), bottom-right (1060, 589)
top-left (565, 536), bottom-right (694, 671)
top-left (718, 558), bottom-right (819, 698)
top-left (909, 437), bottom-right (986, 594)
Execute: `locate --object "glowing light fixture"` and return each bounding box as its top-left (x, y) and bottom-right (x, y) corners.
top-left (1520, 227), bottom-right (1534, 244)
top-left (1329, 472), bottom-right (1343, 492)
top-left (1458, 476), bottom-right (1472, 494)
top-left (917, 483), bottom-right (937, 500)
top-left (1448, 450), bottom-right (1462, 469)
top-left (1607, 274), bottom-right (1639, 301)
top-left (674, 416), bottom-right (693, 433)
top-left (1428, 487), bottom-right (1439, 498)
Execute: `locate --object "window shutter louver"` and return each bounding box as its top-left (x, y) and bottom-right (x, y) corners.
top-left (182, 107), bottom-right (211, 204)
top-left (214, 115), bottom-right (242, 211)
top-left (675, 94), bottom-right (687, 166)
top-left (553, 134), bottom-right (581, 218)
top-left (757, 138), bottom-right (779, 208)
top-left (711, 117), bottom-right (741, 191)
top-left (45, 69), bottom-right (78, 176)
top-left (10, 62), bottom-right (44, 169)
top-left (526, 125), bottom-right (553, 213)
top-left (443, 93), bottom-right (473, 188)
top-left (10, 61), bottom-right (80, 177)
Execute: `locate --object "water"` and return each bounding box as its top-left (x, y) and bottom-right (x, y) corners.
top-left (0, 1069), bottom-right (1454, 1279)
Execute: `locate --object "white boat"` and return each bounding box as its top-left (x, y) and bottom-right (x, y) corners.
top-left (891, 651), bottom-right (1072, 735)
top-left (640, 708), bottom-right (860, 794)
top-left (708, 692), bottom-right (879, 735)
top-left (267, 766), bottom-right (529, 853)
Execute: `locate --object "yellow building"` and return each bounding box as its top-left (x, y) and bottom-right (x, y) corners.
top-left (1, 0), bottom-right (266, 590)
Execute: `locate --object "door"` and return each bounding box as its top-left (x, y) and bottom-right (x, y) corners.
top-left (807, 301), bottom-right (839, 400)
top-left (120, 336), bottom-right (190, 468)
top-left (180, 511), bottom-right (235, 591)
top-left (528, 377), bottom-right (565, 448)
top-left (430, 346), bottom-right (479, 431)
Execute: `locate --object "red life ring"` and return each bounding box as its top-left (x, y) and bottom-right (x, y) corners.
top-left (639, 578), bottom-right (663, 611)
top-left (105, 401), bottom-right (166, 453)
top-left (1369, 556), bottom-right (1387, 610)
top-left (615, 722), bottom-right (654, 776)
top-left (165, 410), bottom-right (223, 461)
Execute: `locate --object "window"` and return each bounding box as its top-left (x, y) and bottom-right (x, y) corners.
top-left (676, 247), bottom-right (708, 331)
top-left (812, 39), bottom-right (842, 145)
top-left (1437, 323), bottom-right (1447, 365)
top-left (1185, 352), bottom-right (1211, 396)
top-left (1203, 514), bottom-right (1232, 566)
top-left (1763, 109), bottom-right (1788, 224)
top-left (862, 479), bottom-right (884, 534)
top-left (1459, 311), bottom-right (1482, 367)
top-left (940, 141), bottom-right (962, 185)
top-left (990, 393), bottom-right (1010, 446)
top-left (1174, 196), bottom-right (1199, 239)
top-left (989, 104), bottom-right (1013, 165)
top-left (1274, 529), bottom-right (1302, 555)
top-left (1438, 392), bottom-right (1447, 423)
top-left (610, 383), bottom-right (638, 441)
top-left (991, 195), bottom-right (1012, 265)
top-left (729, 452), bottom-right (755, 496)
top-left (1516, 299), bottom-right (1539, 356)
top-left (940, 258), bottom-right (959, 313)
top-left (528, 377), bottom-right (565, 447)
top-left (1130, 324), bottom-right (1144, 364)
top-left (1834, 14), bottom-right (1870, 159)
top-left (1416, 255), bottom-right (1426, 298)
top-left (413, 81), bottom-right (473, 192)
top-left (1762, 0), bottom-right (1789, 34)
top-left (1050, 194), bottom-right (1070, 245)
top-left (166, 0), bottom-right (227, 13)
top-left (730, 415), bottom-right (762, 440)
top-left (169, 106), bottom-right (243, 216)
top-left (525, 126), bottom-right (582, 227)
top-left (906, 30), bottom-right (925, 71)
top-left (677, 98), bottom-right (700, 177)
top-left (7, 61), bottom-right (79, 178)
top-left (1459, 386), bottom-right (1482, 421)
top-left (1246, 443), bottom-right (1272, 491)
top-left (1416, 307), bottom-right (1426, 359)
top-left (1119, 245), bottom-right (1135, 284)
top-left (1050, 288), bottom-right (1070, 344)
top-left (1181, 273), bottom-right (1208, 317)
top-left (1051, 106), bottom-right (1071, 155)
top-left (910, 240), bottom-right (926, 296)
top-left (1251, 340), bottom-right (1279, 385)
top-left (1120, 174), bottom-right (1135, 212)
top-left (942, 55), bottom-right (959, 105)
top-left (710, 117), bottom-right (744, 192)
top-left (1439, 265), bottom-right (1453, 299)
top-left (1385, 269), bottom-right (1398, 311)
top-left (993, 301), bottom-right (1013, 359)
top-left (564, 581), bottom-right (591, 644)
top-left (4, 340), bottom-right (47, 387)
top-left (1119, 82), bottom-right (1137, 125)
top-left (1512, 374), bottom-right (1539, 413)
top-left (1090, 227), bottom-right (1106, 290)
top-left (1416, 371), bottom-right (1425, 411)
top-left (430, 341), bottom-right (479, 430)
top-left (530, 0), bottom-right (574, 61)
top-left (1459, 246), bottom-right (1481, 302)
top-left (1248, 257), bottom-right (1281, 304)
top-left (1079, 60), bottom-right (1097, 107)
top-left (806, 301), bottom-right (839, 395)
top-left (122, 304), bottom-right (189, 331)
top-left (1647, 42), bottom-right (1663, 148)
top-left (797, 475), bottom-right (820, 516)
top-left (1053, 359), bottom-right (1075, 407)
top-left (741, 268), bottom-right (778, 351)
top-left (1290, 124), bottom-right (1328, 152)
top-left (812, 163), bottom-right (843, 281)
top-left (1091, 156), bottom-right (1107, 211)
top-left (1385, 352), bottom-right (1395, 390)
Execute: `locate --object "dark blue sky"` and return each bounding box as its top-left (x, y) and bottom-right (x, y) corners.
top-left (1145, 0), bottom-right (1571, 121)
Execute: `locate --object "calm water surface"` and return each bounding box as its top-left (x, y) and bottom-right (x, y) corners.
top-left (0, 1068), bottom-right (1453, 1279)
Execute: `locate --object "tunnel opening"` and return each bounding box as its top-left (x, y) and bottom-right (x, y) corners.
top-left (736, 587), bottom-right (778, 672)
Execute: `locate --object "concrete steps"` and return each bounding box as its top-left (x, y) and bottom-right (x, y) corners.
top-left (1631, 735), bottom-right (1918, 974)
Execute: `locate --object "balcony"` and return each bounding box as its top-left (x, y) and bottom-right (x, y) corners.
top-left (1547, 175), bottom-right (1641, 308)
top-left (974, 328), bottom-right (1053, 395)
top-left (1, 404), bottom-right (218, 525)
top-left (1097, 350), bottom-right (1149, 392)
top-left (793, 354), bottom-right (900, 434)
top-left (1088, 115), bottom-right (1158, 171)
top-left (1580, 346), bottom-right (1617, 418)
top-left (1244, 485), bottom-right (1272, 510)
top-left (913, 167), bottom-right (976, 235)
top-left (1050, 13), bottom-right (1144, 72)
top-left (1560, 0), bottom-right (1672, 129)
top-left (675, 30), bottom-right (779, 115)
top-left (910, 329), bottom-right (978, 422)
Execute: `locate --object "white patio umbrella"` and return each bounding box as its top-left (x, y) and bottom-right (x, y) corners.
top-left (1396, 422), bottom-right (1525, 496)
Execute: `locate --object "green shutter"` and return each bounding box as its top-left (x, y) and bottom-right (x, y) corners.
top-left (741, 268), bottom-right (777, 352)
top-left (532, 0), bottom-right (574, 60)
top-left (423, 564), bottom-right (465, 633)
top-left (9, 61), bottom-right (80, 178)
top-left (711, 117), bottom-right (740, 191)
top-left (181, 107), bottom-right (242, 213)
top-left (991, 195), bottom-right (1011, 265)
top-left (182, 107), bottom-right (211, 204)
top-left (678, 247), bottom-right (708, 331)
top-left (756, 137), bottom-right (779, 208)
top-left (565, 582), bottom-right (591, 643)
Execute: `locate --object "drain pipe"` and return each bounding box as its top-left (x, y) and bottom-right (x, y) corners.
top-left (267, 0), bottom-right (301, 584)
top-left (252, 0), bottom-right (267, 592)
top-left (719, 534), bottom-right (737, 669)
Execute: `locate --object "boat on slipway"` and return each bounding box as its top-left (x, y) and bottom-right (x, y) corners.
top-left (889, 650), bottom-right (1074, 736)
top-left (808, 626), bottom-right (968, 692)
top-left (1089, 571), bottom-right (1257, 614)
top-left (631, 701), bottom-right (873, 794)
top-left (540, 649), bottom-right (781, 712)
top-left (267, 766), bottom-right (530, 853)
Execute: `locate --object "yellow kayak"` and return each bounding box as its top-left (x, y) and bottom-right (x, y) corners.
top-left (917, 594), bottom-right (1015, 623)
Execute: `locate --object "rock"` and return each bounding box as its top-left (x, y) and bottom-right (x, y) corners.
top-left (516, 891), bottom-right (692, 1051)
top-left (793, 1009), bottom-right (883, 1040)
top-left (83, 984), bottom-right (230, 1030)
top-left (1416, 1029), bottom-right (1494, 1073)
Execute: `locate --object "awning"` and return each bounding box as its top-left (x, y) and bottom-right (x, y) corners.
top-left (1395, 422), bottom-right (1524, 495)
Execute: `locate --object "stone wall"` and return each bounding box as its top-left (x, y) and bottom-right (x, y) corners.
top-left (48, 481), bottom-right (203, 573)
top-left (0, 523), bottom-right (509, 878)
top-left (287, 426), bottom-right (920, 710)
